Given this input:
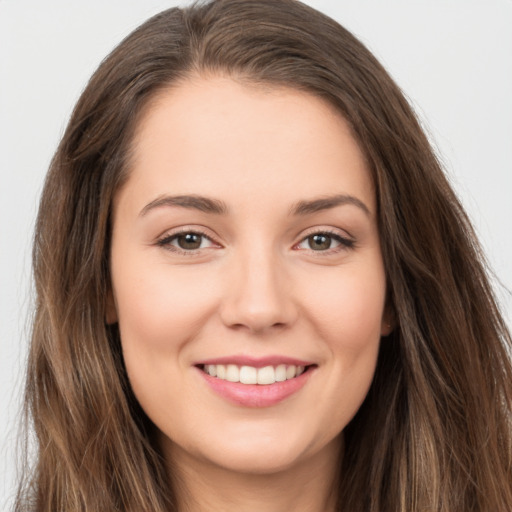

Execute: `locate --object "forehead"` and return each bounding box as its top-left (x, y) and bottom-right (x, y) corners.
top-left (120, 75), bottom-right (375, 216)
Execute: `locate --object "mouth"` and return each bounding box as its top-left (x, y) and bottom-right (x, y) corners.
top-left (195, 360), bottom-right (317, 407)
top-left (198, 363), bottom-right (315, 385)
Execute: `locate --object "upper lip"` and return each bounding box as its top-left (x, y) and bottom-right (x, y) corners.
top-left (195, 355), bottom-right (315, 368)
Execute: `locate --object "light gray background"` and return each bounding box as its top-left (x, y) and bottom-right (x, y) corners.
top-left (1, 0), bottom-right (511, 508)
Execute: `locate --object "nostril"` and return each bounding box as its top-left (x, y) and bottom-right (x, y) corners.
top-left (227, 321), bottom-right (288, 335)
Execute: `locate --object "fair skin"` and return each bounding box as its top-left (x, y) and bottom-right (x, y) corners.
top-left (108, 76), bottom-right (391, 512)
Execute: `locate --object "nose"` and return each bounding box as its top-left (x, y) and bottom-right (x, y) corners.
top-left (218, 247), bottom-right (298, 335)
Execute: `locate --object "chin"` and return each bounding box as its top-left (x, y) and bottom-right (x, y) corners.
top-left (173, 424), bottom-right (340, 476)
top-left (221, 445), bottom-right (305, 474)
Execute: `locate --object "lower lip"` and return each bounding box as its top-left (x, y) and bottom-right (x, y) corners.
top-left (197, 367), bottom-right (314, 408)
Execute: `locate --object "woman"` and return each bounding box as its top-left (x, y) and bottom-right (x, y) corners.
top-left (16, 0), bottom-right (512, 510)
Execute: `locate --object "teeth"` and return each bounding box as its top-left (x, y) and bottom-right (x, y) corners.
top-left (257, 366), bottom-right (275, 385)
top-left (216, 365), bottom-right (226, 379)
top-left (239, 366), bottom-right (257, 384)
top-left (226, 364), bottom-right (239, 382)
top-left (286, 365), bottom-right (296, 379)
top-left (203, 364), bottom-right (307, 385)
top-left (275, 364), bottom-right (287, 382)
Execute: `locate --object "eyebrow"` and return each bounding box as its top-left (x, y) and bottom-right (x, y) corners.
top-left (139, 194), bottom-right (229, 217)
top-left (139, 193), bottom-right (370, 218)
top-left (290, 194), bottom-right (371, 217)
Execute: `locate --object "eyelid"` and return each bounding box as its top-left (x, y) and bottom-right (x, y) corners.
top-left (155, 226), bottom-right (222, 255)
top-left (154, 225), bottom-right (355, 256)
top-left (293, 227), bottom-right (355, 253)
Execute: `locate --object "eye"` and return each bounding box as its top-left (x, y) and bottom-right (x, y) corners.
top-left (295, 231), bottom-right (354, 252)
top-left (156, 230), bottom-right (219, 253)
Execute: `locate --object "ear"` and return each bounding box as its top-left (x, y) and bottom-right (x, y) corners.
top-left (105, 286), bottom-right (118, 324)
top-left (380, 303), bottom-right (396, 337)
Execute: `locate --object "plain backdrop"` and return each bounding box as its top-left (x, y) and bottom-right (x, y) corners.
top-left (1, 0), bottom-right (511, 508)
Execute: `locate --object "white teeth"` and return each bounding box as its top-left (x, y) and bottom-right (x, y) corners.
top-left (275, 364), bottom-right (287, 382)
top-left (226, 364), bottom-right (239, 382)
top-left (203, 363), bottom-right (308, 385)
top-left (257, 366), bottom-right (275, 385)
top-left (286, 365), bottom-right (296, 380)
top-left (239, 366), bottom-right (257, 384)
top-left (216, 364), bottom-right (226, 379)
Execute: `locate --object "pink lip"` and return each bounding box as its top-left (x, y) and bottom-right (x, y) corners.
top-left (195, 355), bottom-right (315, 368)
top-left (196, 364), bottom-right (316, 408)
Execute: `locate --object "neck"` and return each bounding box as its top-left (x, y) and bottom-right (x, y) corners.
top-left (166, 437), bottom-right (343, 512)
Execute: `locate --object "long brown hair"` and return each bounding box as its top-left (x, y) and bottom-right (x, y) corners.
top-left (16, 1), bottom-right (512, 510)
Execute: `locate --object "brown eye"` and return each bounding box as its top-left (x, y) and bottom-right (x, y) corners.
top-left (308, 234), bottom-right (333, 251)
top-left (157, 230), bottom-right (218, 253)
top-left (295, 231), bottom-right (354, 253)
top-left (176, 233), bottom-right (203, 250)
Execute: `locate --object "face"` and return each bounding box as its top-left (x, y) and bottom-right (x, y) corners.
top-left (109, 76), bottom-right (390, 476)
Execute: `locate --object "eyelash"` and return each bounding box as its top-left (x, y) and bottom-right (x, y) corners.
top-left (294, 229), bottom-right (355, 255)
top-left (155, 228), bottom-right (355, 256)
top-left (156, 228), bottom-right (216, 256)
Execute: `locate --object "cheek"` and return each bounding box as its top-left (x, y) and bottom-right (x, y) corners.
top-left (305, 263), bottom-right (386, 417)
top-left (111, 259), bottom-right (221, 421)
top-left (113, 261), bottom-right (215, 351)
top-left (299, 261), bottom-right (387, 350)
top-left (110, 257), bottom-right (222, 408)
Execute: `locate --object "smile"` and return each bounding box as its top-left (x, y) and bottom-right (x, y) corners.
top-left (196, 360), bottom-right (316, 407)
top-left (201, 364), bottom-right (307, 385)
